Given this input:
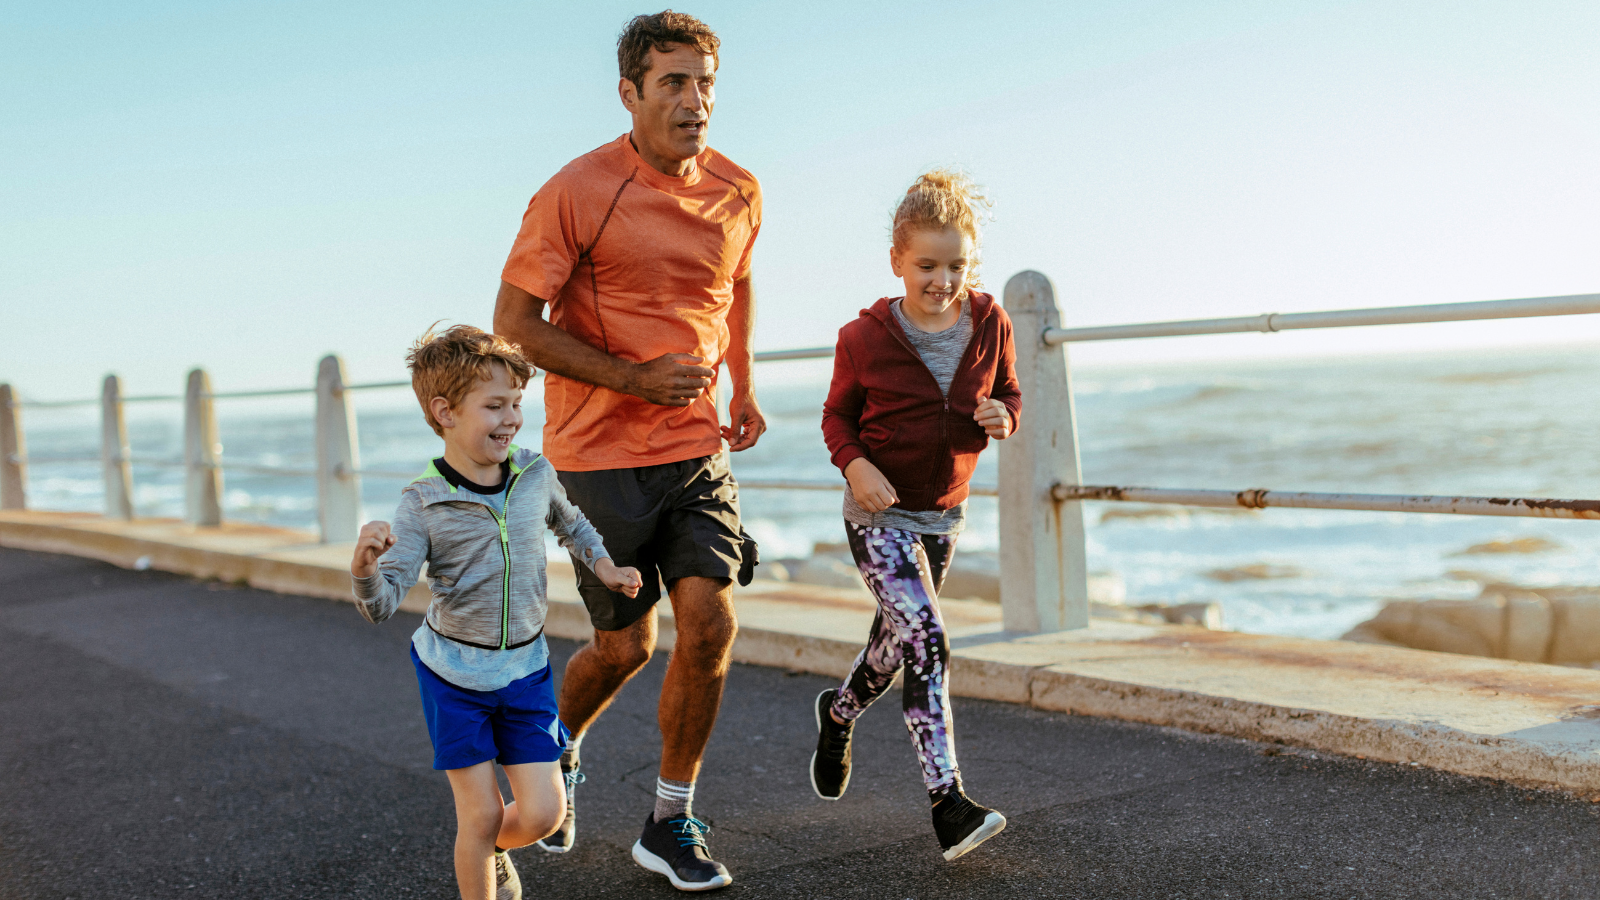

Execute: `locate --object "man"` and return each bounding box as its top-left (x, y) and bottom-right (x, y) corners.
top-left (492, 10), bottom-right (763, 893)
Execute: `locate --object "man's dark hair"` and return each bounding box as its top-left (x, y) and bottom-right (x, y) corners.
top-left (617, 10), bottom-right (720, 96)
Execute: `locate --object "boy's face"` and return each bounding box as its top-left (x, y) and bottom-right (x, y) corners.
top-left (434, 364), bottom-right (523, 466)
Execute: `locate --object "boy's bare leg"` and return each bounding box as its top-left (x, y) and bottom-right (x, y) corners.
top-left (659, 576), bottom-right (738, 783)
top-left (446, 762), bottom-right (506, 900)
top-left (499, 761), bottom-right (566, 848)
top-left (558, 609), bottom-right (658, 739)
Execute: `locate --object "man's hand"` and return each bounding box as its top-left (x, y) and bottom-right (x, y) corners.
top-left (844, 457), bottom-right (899, 512)
top-left (596, 558), bottom-right (644, 598)
top-left (625, 353), bottom-right (716, 407)
top-left (975, 395), bottom-right (1011, 440)
top-left (351, 521), bottom-right (395, 578)
top-left (722, 390), bottom-right (767, 451)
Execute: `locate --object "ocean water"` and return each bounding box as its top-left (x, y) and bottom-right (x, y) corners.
top-left (19, 345), bottom-right (1600, 640)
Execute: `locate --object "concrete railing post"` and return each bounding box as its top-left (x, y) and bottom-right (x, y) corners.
top-left (0, 385), bottom-right (26, 510)
top-left (998, 270), bottom-right (1090, 632)
top-left (101, 375), bottom-right (135, 519)
top-left (184, 368), bottom-right (223, 526)
top-left (315, 354), bottom-right (363, 543)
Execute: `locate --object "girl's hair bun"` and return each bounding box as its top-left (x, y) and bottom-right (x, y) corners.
top-left (891, 169), bottom-right (993, 289)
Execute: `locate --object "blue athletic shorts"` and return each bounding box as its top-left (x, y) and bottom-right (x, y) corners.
top-left (410, 645), bottom-right (569, 771)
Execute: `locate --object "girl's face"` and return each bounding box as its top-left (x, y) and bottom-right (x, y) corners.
top-left (891, 227), bottom-right (973, 326)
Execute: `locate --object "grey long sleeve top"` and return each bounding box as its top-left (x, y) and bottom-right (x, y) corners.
top-left (353, 447), bottom-right (608, 689)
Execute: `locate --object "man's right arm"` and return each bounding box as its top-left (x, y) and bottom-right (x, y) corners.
top-left (493, 280), bottom-right (714, 407)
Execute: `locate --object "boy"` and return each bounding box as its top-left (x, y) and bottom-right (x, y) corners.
top-left (350, 325), bottom-right (642, 900)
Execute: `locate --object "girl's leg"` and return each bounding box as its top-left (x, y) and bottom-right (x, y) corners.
top-left (829, 522), bottom-right (908, 722)
top-left (830, 605), bottom-right (904, 722)
top-left (445, 762), bottom-right (506, 900)
top-left (830, 522), bottom-right (963, 795)
top-left (901, 532), bottom-right (960, 796)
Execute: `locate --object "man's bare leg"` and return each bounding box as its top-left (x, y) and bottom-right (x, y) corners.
top-left (558, 608), bottom-right (658, 739)
top-left (659, 576), bottom-right (738, 783)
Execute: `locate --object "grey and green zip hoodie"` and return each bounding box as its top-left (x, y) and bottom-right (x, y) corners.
top-left (352, 446), bottom-right (608, 654)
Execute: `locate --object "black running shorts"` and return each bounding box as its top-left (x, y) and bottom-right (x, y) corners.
top-left (556, 454), bottom-right (757, 632)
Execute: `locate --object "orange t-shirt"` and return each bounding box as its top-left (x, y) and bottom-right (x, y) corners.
top-left (502, 135), bottom-right (762, 472)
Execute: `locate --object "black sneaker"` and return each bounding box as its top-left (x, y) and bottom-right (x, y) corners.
top-left (810, 688), bottom-right (854, 800)
top-left (536, 767), bottom-right (585, 853)
top-left (631, 813), bottom-right (733, 892)
top-left (932, 791), bottom-right (1007, 861)
top-left (493, 850), bottom-right (522, 900)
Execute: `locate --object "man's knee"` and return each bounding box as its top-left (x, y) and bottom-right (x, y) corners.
top-left (591, 620), bottom-right (655, 674)
top-left (668, 579), bottom-right (738, 666)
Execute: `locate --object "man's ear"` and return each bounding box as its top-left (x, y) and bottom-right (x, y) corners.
top-left (619, 77), bottom-right (639, 113)
top-left (430, 396), bottom-right (456, 431)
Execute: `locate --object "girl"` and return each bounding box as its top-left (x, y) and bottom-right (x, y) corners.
top-left (814, 170), bottom-right (1021, 861)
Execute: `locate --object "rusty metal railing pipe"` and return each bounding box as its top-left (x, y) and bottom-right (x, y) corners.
top-left (737, 478), bottom-right (998, 497)
top-left (1053, 484), bottom-right (1600, 519)
top-left (1042, 292), bottom-right (1600, 345)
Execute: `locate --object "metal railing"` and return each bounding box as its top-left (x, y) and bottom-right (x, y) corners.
top-left (0, 358), bottom-right (416, 540)
top-left (2, 276), bottom-right (1597, 629)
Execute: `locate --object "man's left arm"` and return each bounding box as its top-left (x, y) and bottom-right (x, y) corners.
top-left (722, 274), bottom-right (767, 451)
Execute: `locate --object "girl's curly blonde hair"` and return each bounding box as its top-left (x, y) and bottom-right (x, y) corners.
top-left (890, 168), bottom-right (994, 291)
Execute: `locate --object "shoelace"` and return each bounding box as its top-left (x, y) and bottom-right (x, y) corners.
top-left (671, 816), bottom-right (713, 850)
top-left (819, 708), bottom-right (853, 761)
top-left (494, 852), bottom-right (511, 881)
top-left (818, 727), bottom-right (851, 761)
top-left (563, 770), bottom-right (586, 795)
top-left (934, 793), bottom-right (979, 824)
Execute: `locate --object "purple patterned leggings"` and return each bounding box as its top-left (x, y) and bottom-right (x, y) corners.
top-left (828, 521), bottom-right (960, 794)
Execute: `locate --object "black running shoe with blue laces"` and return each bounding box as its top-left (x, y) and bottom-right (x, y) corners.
top-left (537, 768), bottom-right (584, 853)
top-left (810, 688), bottom-right (854, 800)
top-left (631, 813), bottom-right (732, 891)
top-left (932, 791), bottom-right (1007, 861)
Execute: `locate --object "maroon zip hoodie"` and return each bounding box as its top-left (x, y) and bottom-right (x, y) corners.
top-left (822, 291), bottom-right (1023, 512)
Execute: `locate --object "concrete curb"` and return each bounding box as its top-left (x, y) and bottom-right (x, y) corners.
top-left (6, 510), bottom-right (1600, 796)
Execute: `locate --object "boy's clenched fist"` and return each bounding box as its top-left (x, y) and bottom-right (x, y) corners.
top-left (351, 521), bottom-right (395, 578)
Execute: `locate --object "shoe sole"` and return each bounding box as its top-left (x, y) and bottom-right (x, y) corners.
top-left (631, 840), bottom-right (733, 892)
top-left (810, 689), bottom-right (847, 801)
top-left (942, 811), bottom-right (1007, 861)
top-left (535, 836), bottom-right (573, 854)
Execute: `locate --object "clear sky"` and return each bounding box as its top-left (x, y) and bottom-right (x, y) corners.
top-left (4, 1), bottom-right (1598, 400)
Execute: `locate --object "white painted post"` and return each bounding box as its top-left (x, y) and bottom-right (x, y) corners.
top-left (101, 375), bottom-right (134, 519)
top-left (998, 270), bottom-right (1090, 632)
top-left (0, 385), bottom-right (26, 510)
top-left (315, 354), bottom-right (363, 543)
top-left (184, 368), bottom-right (223, 526)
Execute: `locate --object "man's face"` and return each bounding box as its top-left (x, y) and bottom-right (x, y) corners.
top-left (621, 43), bottom-right (716, 171)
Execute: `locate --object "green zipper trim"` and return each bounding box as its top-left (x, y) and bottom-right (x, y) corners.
top-left (415, 446), bottom-right (540, 649)
top-left (487, 446), bottom-right (532, 650)
top-left (412, 459), bottom-right (456, 491)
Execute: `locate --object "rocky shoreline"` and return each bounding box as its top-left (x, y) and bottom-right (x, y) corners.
top-left (1343, 581), bottom-right (1600, 667)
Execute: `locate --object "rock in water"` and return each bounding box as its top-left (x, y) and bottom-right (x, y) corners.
top-left (1343, 583), bottom-right (1600, 664)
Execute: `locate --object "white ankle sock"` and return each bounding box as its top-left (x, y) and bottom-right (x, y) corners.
top-left (561, 732), bottom-right (583, 771)
top-left (654, 776), bottom-right (694, 820)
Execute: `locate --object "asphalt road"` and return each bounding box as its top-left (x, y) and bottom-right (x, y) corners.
top-left (2, 546), bottom-right (1597, 899)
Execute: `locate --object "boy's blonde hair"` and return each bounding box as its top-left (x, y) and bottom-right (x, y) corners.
top-left (890, 168), bottom-right (993, 292)
top-left (406, 324), bottom-right (534, 437)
